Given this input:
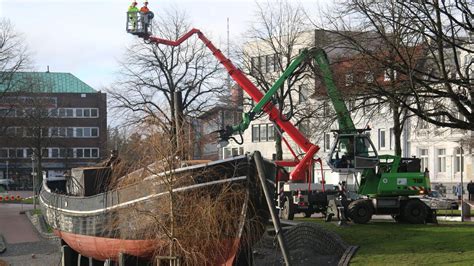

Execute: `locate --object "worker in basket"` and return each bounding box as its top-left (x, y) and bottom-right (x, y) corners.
top-left (128, 1), bottom-right (139, 31)
top-left (140, 1), bottom-right (154, 34)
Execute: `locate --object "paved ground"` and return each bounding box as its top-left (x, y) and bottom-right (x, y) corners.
top-left (0, 203), bottom-right (61, 265)
top-left (0, 204), bottom-right (38, 244)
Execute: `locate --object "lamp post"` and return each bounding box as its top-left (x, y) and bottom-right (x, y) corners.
top-left (460, 141), bottom-right (464, 222)
top-left (6, 160), bottom-right (8, 180)
top-left (31, 154), bottom-right (36, 210)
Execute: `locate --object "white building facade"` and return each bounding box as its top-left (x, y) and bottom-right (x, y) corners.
top-left (223, 30), bottom-right (472, 192)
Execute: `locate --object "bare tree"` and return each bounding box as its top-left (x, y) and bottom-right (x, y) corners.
top-left (313, 0), bottom-right (473, 132)
top-left (110, 8), bottom-right (225, 159)
top-left (0, 19), bottom-right (30, 95)
top-left (0, 19), bottom-right (31, 135)
top-left (241, 0), bottom-right (317, 160)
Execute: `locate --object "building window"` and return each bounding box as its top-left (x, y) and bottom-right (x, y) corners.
top-left (252, 125), bottom-right (260, 142)
top-left (251, 56), bottom-right (260, 75)
top-left (268, 125), bottom-right (275, 141)
top-left (42, 148), bottom-right (48, 158)
top-left (76, 128), bottom-right (83, 137)
top-left (298, 122), bottom-right (309, 135)
top-left (16, 149), bottom-right (25, 158)
top-left (455, 148), bottom-right (464, 173)
top-left (49, 109), bottom-right (58, 117)
top-left (379, 129), bottom-right (386, 149)
top-left (74, 148), bottom-right (99, 158)
top-left (83, 128), bottom-right (91, 137)
top-left (437, 149), bottom-right (446, 173)
top-left (322, 101), bottom-right (331, 117)
top-left (66, 108), bottom-right (74, 117)
top-left (299, 84), bottom-right (309, 103)
top-left (365, 71), bottom-right (374, 83)
top-left (91, 148), bottom-right (98, 158)
top-left (345, 73), bottom-right (354, 86)
top-left (50, 127), bottom-right (59, 137)
top-left (76, 108), bottom-right (83, 117)
top-left (265, 54), bottom-right (272, 73)
top-left (51, 148), bottom-right (60, 158)
top-left (0, 149), bottom-right (8, 158)
top-left (91, 128), bottom-right (98, 137)
top-left (252, 124), bottom-right (274, 142)
top-left (348, 100), bottom-right (355, 111)
top-left (324, 133), bottom-right (331, 151)
top-left (384, 69), bottom-right (391, 81)
top-left (59, 148), bottom-right (67, 158)
top-left (384, 69), bottom-right (397, 81)
top-left (54, 108), bottom-right (99, 118)
top-left (259, 124), bottom-right (267, 141)
top-left (420, 148), bottom-right (429, 171)
top-left (90, 109), bottom-right (98, 117)
top-left (389, 128), bottom-right (394, 150)
top-left (223, 147), bottom-right (244, 159)
top-left (67, 127), bottom-right (74, 137)
top-left (8, 149), bottom-right (15, 158)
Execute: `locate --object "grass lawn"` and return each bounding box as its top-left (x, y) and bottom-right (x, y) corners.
top-left (298, 218), bottom-right (474, 265)
top-left (437, 209), bottom-right (474, 216)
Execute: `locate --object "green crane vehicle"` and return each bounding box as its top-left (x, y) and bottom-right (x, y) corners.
top-left (221, 47), bottom-right (434, 224)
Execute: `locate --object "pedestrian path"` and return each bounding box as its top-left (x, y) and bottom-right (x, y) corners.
top-left (0, 203), bottom-right (39, 244)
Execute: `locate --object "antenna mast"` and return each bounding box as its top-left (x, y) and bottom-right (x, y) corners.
top-left (226, 17), bottom-right (230, 90)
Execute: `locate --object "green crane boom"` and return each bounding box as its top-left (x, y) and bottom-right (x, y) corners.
top-left (226, 48), bottom-right (356, 139)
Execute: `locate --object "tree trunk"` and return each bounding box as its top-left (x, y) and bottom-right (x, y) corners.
top-left (275, 129), bottom-right (283, 160)
top-left (391, 101), bottom-right (403, 157)
top-left (173, 90), bottom-right (185, 158)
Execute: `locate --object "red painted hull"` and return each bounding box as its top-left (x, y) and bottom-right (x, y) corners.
top-left (55, 230), bottom-right (156, 261)
top-left (55, 230), bottom-right (240, 265)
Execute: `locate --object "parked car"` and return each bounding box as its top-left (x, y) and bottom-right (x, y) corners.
top-left (421, 190), bottom-right (459, 210)
top-left (0, 179), bottom-right (14, 189)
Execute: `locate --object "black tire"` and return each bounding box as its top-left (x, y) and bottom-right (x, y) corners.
top-left (304, 211), bottom-right (312, 218)
top-left (281, 197), bottom-right (295, 220)
top-left (348, 199), bottom-right (373, 224)
top-left (403, 199), bottom-right (427, 224)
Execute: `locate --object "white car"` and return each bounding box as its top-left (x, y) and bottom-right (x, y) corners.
top-left (421, 190), bottom-right (458, 210)
top-left (0, 179), bottom-right (14, 187)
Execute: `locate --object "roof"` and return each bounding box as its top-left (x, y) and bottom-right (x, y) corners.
top-left (0, 72), bottom-right (96, 93)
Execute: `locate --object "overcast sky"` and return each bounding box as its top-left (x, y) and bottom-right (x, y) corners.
top-left (0, 0), bottom-right (330, 91)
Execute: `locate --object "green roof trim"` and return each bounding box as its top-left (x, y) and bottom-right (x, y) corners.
top-left (0, 72), bottom-right (97, 93)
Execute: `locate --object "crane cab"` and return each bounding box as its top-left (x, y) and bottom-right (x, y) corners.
top-left (126, 11), bottom-right (154, 37)
top-left (328, 132), bottom-right (378, 172)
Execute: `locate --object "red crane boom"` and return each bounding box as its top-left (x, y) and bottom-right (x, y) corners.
top-left (146, 29), bottom-right (319, 182)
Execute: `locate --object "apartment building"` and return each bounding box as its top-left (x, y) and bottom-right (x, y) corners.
top-left (0, 72), bottom-right (107, 188)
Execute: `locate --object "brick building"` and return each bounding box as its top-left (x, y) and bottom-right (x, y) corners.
top-left (0, 72), bottom-right (107, 188)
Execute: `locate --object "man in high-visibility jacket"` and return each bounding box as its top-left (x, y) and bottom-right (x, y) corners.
top-left (140, 1), bottom-right (150, 13)
top-left (128, 1), bottom-right (139, 31)
top-left (140, 1), bottom-right (150, 33)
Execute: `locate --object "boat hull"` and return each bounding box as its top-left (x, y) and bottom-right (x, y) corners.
top-left (40, 155), bottom-right (276, 264)
top-left (55, 230), bottom-right (156, 261)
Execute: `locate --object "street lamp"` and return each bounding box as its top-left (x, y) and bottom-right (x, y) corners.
top-left (460, 140), bottom-right (465, 222)
top-left (31, 154), bottom-right (36, 210)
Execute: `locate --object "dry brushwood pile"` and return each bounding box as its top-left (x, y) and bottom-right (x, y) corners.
top-left (100, 130), bottom-right (263, 265)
